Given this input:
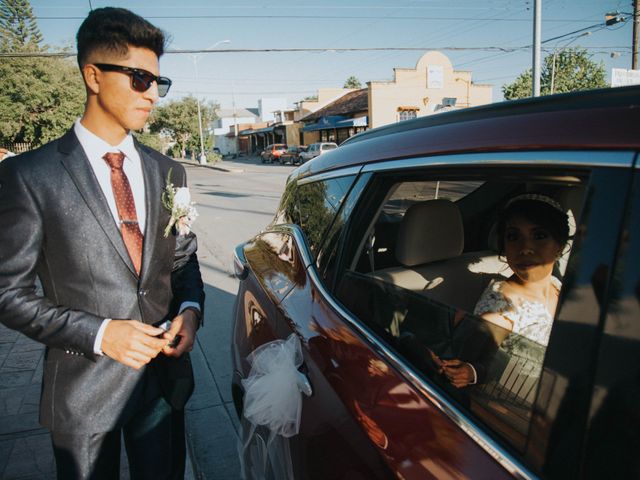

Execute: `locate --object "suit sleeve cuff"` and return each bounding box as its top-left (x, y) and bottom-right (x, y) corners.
top-left (179, 301), bottom-right (201, 313)
top-left (93, 318), bottom-right (111, 355)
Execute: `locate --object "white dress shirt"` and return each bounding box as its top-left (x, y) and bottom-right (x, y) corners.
top-left (73, 120), bottom-right (198, 354)
top-left (74, 120), bottom-right (146, 232)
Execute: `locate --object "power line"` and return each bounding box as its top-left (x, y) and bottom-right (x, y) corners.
top-left (33, 14), bottom-right (600, 22)
top-left (0, 46), bottom-right (523, 58)
top-left (1, 44), bottom-right (628, 59)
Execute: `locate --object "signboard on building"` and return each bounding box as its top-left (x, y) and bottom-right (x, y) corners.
top-left (611, 68), bottom-right (640, 87)
top-left (427, 65), bottom-right (444, 89)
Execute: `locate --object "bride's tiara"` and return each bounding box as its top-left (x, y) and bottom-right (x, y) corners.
top-left (506, 193), bottom-right (564, 213)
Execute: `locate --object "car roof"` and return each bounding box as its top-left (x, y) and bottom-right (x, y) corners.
top-left (293, 85), bottom-right (640, 180)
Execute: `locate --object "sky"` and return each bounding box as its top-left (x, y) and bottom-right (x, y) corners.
top-left (29, 0), bottom-right (635, 110)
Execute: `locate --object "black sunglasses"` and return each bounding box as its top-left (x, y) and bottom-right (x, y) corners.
top-left (93, 63), bottom-right (172, 97)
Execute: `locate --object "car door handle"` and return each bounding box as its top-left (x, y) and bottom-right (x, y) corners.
top-left (296, 371), bottom-right (313, 397)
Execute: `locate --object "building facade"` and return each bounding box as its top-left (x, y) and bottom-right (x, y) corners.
top-left (212, 108), bottom-right (259, 155)
top-left (368, 51), bottom-right (493, 128)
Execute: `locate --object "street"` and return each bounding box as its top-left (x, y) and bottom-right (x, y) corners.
top-left (182, 156), bottom-right (295, 479)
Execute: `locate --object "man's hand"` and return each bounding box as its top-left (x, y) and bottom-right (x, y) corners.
top-left (162, 309), bottom-right (199, 358)
top-left (101, 320), bottom-right (168, 370)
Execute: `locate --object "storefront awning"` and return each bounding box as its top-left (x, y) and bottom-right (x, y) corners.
top-left (240, 126), bottom-right (275, 135)
top-left (301, 115), bottom-right (346, 132)
top-left (336, 115), bottom-right (368, 128)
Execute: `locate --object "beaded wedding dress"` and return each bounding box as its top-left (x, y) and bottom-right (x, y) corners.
top-left (474, 277), bottom-right (561, 363)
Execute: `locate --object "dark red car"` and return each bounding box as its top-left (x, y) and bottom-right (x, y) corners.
top-left (232, 86), bottom-right (640, 479)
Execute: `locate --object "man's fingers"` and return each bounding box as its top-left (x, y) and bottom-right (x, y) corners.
top-left (131, 321), bottom-right (166, 337)
top-left (102, 320), bottom-right (171, 369)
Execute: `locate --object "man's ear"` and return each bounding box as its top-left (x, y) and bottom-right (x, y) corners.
top-left (82, 64), bottom-right (101, 95)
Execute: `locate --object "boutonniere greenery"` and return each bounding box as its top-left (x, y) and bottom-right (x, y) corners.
top-left (162, 168), bottom-right (198, 237)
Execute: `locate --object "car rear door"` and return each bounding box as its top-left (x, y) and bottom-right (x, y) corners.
top-left (278, 152), bottom-right (637, 479)
top-left (274, 171), bottom-right (514, 479)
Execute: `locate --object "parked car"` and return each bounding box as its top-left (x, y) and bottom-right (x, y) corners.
top-left (298, 141), bottom-right (338, 163)
top-left (279, 145), bottom-right (308, 165)
top-left (232, 86), bottom-right (640, 479)
top-left (260, 143), bottom-right (287, 163)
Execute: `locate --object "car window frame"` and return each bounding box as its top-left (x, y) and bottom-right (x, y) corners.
top-left (579, 153), bottom-right (640, 477)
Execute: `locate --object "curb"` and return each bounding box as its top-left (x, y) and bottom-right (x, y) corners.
top-left (173, 158), bottom-right (244, 173)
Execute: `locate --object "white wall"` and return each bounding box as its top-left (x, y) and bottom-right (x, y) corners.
top-left (258, 98), bottom-right (287, 122)
top-left (212, 116), bottom-right (256, 136)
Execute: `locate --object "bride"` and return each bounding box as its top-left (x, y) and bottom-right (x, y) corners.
top-left (441, 193), bottom-right (570, 388)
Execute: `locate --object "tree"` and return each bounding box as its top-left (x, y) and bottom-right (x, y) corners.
top-left (0, 0), bottom-right (42, 52)
top-left (502, 47), bottom-right (606, 100)
top-left (0, 0), bottom-right (85, 147)
top-left (0, 57), bottom-right (85, 146)
top-left (133, 130), bottom-right (163, 152)
top-left (148, 96), bottom-right (218, 158)
top-left (343, 75), bottom-right (362, 89)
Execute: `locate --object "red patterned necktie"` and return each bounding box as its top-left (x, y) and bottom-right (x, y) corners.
top-left (103, 151), bottom-right (144, 275)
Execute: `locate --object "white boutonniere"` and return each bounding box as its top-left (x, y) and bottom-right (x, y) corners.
top-left (162, 168), bottom-right (198, 237)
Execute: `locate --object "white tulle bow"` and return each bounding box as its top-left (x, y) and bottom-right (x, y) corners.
top-left (241, 334), bottom-right (309, 438)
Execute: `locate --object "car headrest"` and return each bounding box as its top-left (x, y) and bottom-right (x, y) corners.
top-left (396, 199), bottom-right (464, 267)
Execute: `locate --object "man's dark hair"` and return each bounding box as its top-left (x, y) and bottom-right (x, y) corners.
top-left (76, 7), bottom-right (166, 67)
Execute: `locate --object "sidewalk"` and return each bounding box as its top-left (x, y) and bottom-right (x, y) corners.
top-left (175, 154), bottom-right (285, 174)
top-left (0, 323), bottom-right (195, 479)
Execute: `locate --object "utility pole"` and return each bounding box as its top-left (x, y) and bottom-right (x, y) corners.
top-left (633, 0), bottom-right (639, 69)
top-left (232, 80), bottom-right (239, 157)
top-left (532, 0), bottom-right (542, 96)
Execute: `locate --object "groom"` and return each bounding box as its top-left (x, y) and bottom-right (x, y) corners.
top-left (0, 7), bottom-right (204, 479)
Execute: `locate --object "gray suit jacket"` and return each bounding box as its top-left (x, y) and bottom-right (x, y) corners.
top-left (0, 128), bottom-right (204, 433)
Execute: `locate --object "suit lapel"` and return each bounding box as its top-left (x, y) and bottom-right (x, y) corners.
top-left (138, 141), bottom-right (163, 279)
top-left (58, 129), bottom-right (137, 276)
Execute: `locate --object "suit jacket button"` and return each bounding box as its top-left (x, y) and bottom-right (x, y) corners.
top-left (138, 289), bottom-right (147, 296)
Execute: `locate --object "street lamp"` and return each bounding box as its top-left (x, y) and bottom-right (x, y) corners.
top-left (189, 39), bottom-right (231, 164)
top-left (549, 31), bottom-right (590, 94)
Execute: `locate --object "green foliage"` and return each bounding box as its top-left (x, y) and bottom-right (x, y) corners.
top-left (343, 75), bottom-right (362, 89)
top-left (0, 56), bottom-right (85, 146)
top-left (278, 179), bottom-right (333, 254)
top-left (502, 47), bottom-right (607, 100)
top-left (502, 69), bottom-right (533, 100)
top-left (133, 130), bottom-right (163, 152)
top-left (207, 152), bottom-right (222, 163)
top-left (148, 96), bottom-right (218, 157)
top-left (0, 0), bottom-right (84, 147)
top-left (0, 0), bottom-right (42, 52)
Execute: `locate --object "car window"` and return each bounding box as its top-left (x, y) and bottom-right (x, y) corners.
top-left (272, 175), bottom-right (357, 257)
top-left (317, 173), bottom-right (372, 289)
top-left (333, 170), bottom-right (588, 459)
top-left (323, 144), bottom-right (337, 151)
